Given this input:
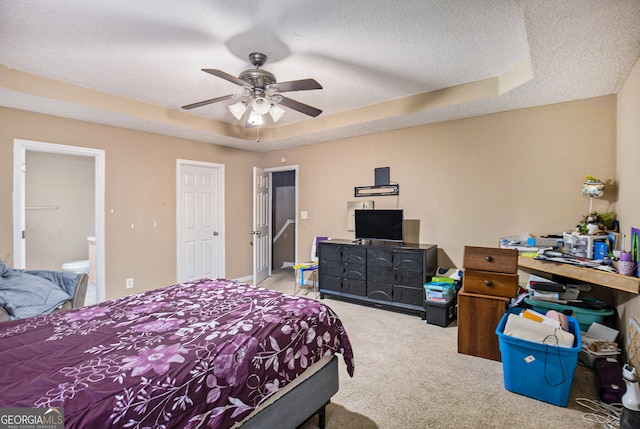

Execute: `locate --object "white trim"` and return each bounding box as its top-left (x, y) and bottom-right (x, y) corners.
top-left (273, 218), bottom-right (295, 243)
top-left (13, 139), bottom-right (106, 303)
top-left (234, 275), bottom-right (253, 284)
top-left (176, 159), bottom-right (226, 282)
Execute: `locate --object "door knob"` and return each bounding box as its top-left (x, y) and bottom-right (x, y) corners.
top-left (213, 231), bottom-right (219, 236)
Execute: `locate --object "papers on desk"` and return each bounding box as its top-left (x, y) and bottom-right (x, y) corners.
top-left (499, 233), bottom-right (538, 252)
top-left (499, 233), bottom-right (563, 253)
top-left (533, 254), bottom-right (601, 268)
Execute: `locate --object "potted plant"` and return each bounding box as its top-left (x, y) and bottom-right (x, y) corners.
top-left (576, 211), bottom-right (616, 235)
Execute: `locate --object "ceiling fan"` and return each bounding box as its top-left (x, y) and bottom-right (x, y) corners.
top-left (182, 52), bottom-right (323, 127)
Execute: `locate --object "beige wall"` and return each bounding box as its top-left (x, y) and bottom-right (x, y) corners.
top-left (616, 56), bottom-right (640, 346)
top-left (0, 90), bottom-right (633, 327)
top-left (262, 96), bottom-right (617, 268)
top-left (0, 107), bottom-right (260, 299)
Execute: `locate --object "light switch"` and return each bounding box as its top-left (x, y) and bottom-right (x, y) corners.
top-left (300, 211), bottom-right (308, 219)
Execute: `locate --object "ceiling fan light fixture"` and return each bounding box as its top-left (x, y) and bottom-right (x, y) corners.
top-left (184, 53), bottom-right (321, 128)
top-left (269, 104), bottom-right (285, 123)
top-left (252, 97), bottom-right (271, 115)
top-left (248, 110), bottom-right (264, 126)
top-left (228, 101), bottom-right (248, 120)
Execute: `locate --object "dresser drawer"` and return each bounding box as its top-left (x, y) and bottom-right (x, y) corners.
top-left (463, 246), bottom-right (518, 274)
top-left (463, 269), bottom-right (518, 298)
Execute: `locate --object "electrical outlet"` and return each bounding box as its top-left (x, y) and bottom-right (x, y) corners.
top-left (126, 278), bottom-right (134, 289)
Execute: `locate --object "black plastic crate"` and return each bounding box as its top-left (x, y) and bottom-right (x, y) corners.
top-left (425, 298), bottom-right (456, 327)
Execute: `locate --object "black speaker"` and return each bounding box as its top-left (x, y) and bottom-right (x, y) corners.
top-left (375, 167), bottom-right (390, 186)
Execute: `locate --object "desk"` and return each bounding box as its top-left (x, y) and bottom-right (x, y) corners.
top-left (518, 256), bottom-right (640, 294)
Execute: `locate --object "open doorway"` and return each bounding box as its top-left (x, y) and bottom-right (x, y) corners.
top-left (271, 170), bottom-right (296, 270)
top-left (13, 139), bottom-right (106, 304)
top-left (251, 165), bottom-right (298, 285)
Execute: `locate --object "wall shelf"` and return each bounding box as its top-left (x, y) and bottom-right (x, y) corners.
top-left (354, 184), bottom-right (399, 197)
top-left (518, 255), bottom-right (640, 294)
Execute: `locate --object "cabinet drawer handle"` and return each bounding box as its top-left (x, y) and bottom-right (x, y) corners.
top-left (484, 280), bottom-right (493, 287)
top-left (485, 256), bottom-right (493, 262)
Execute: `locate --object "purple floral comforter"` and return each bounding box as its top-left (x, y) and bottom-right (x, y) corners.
top-left (0, 278), bottom-right (354, 428)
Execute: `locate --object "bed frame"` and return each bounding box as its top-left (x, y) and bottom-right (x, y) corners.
top-left (241, 356), bottom-right (338, 429)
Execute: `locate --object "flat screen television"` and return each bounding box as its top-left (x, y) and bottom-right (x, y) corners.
top-left (354, 209), bottom-right (404, 243)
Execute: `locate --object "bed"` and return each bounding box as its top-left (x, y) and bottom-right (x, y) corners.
top-left (0, 278), bottom-right (355, 428)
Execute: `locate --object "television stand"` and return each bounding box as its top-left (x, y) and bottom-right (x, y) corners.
top-left (318, 239), bottom-right (437, 318)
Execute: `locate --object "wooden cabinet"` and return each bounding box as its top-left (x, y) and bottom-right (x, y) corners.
top-left (457, 246), bottom-right (518, 361)
top-left (318, 239), bottom-right (437, 317)
top-left (457, 288), bottom-right (510, 361)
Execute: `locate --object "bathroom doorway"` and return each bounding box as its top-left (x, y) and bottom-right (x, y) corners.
top-left (13, 139), bottom-right (106, 304)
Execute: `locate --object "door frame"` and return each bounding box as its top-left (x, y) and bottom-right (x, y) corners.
top-left (176, 159), bottom-right (225, 282)
top-left (265, 165), bottom-right (299, 267)
top-left (12, 139), bottom-right (106, 302)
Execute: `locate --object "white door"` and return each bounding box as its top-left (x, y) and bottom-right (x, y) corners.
top-left (253, 167), bottom-right (270, 285)
top-left (177, 161), bottom-right (225, 282)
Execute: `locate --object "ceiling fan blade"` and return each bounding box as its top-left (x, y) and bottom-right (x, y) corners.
top-left (271, 78), bottom-right (322, 92)
top-left (181, 94), bottom-right (234, 110)
top-left (202, 69), bottom-right (248, 86)
top-left (278, 96), bottom-right (323, 117)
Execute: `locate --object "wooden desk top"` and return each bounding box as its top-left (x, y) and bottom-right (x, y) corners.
top-left (518, 255), bottom-right (639, 294)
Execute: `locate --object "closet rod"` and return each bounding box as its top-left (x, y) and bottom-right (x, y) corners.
top-left (26, 205), bottom-right (59, 210)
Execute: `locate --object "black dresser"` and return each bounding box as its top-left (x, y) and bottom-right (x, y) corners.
top-left (318, 239), bottom-right (437, 318)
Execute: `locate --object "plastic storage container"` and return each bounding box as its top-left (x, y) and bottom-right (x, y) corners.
top-left (496, 309), bottom-right (581, 407)
top-left (424, 282), bottom-right (455, 302)
top-left (524, 297), bottom-right (613, 331)
top-left (424, 298), bottom-right (456, 327)
top-left (563, 233), bottom-right (607, 259)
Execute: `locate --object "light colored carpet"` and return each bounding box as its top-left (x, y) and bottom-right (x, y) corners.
top-left (258, 269), bottom-right (615, 429)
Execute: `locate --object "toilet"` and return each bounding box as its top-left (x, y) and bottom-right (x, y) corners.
top-left (61, 236), bottom-right (94, 274)
top-left (61, 259), bottom-right (90, 274)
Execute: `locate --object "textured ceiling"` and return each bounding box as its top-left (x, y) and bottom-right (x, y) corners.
top-left (1, 0), bottom-right (639, 152)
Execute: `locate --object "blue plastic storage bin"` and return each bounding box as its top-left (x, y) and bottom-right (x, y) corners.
top-left (495, 309), bottom-right (581, 407)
